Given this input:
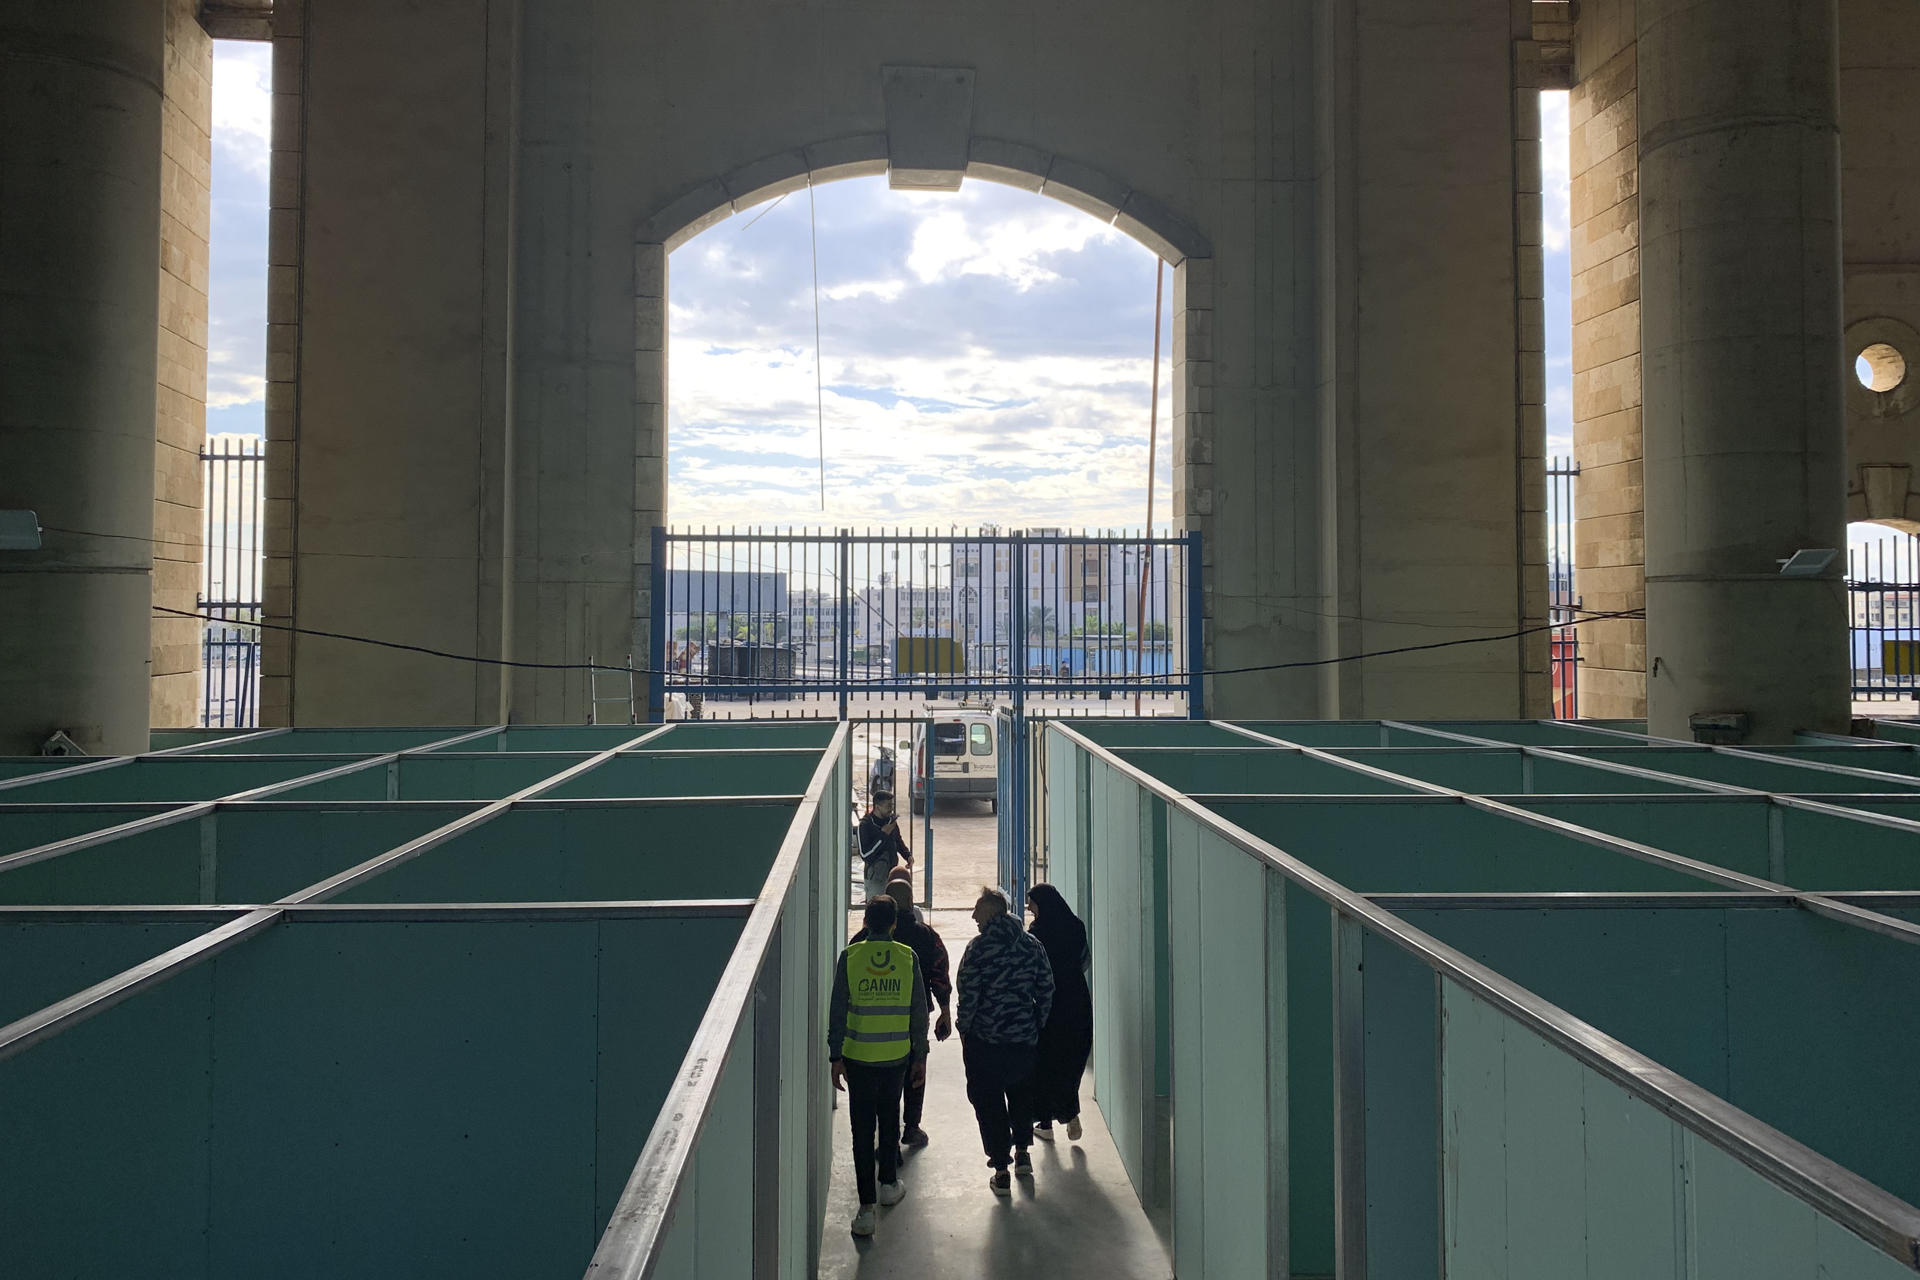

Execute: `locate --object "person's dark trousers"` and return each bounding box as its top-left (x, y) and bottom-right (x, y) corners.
top-left (961, 1037), bottom-right (1037, 1168)
top-left (843, 1059), bottom-right (907, 1205)
top-left (903, 1069), bottom-right (927, 1132)
top-left (1035, 1021), bottom-right (1093, 1122)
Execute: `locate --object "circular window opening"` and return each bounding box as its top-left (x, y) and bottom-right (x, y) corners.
top-left (1856, 342), bottom-right (1908, 393)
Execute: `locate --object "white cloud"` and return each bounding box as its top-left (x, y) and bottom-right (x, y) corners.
top-left (212, 44), bottom-right (272, 178)
top-left (1541, 91), bottom-right (1571, 254)
top-left (821, 278), bottom-right (905, 303)
top-left (907, 207), bottom-right (1118, 291)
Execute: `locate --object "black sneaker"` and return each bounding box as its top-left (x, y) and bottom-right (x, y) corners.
top-left (989, 1168), bottom-right (1011, 1196)
top-left (1013, 1149), bottom-right (1033, 1178)
top-left (901, 1125), bottom-right (929, 1148)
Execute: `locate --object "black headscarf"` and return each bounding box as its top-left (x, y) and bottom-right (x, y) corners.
top-left (1026, 883), bottom-right (1087, 975)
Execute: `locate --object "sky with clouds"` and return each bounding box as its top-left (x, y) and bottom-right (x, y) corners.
top-left (206, 60), bottom-right (1885, 552)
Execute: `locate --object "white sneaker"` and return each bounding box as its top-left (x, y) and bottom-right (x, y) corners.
top-left (1066, 1117), bottom-right (1083, 1141)
top-left (877, 1180), bottom-right (906, 1206)
top-left (851, 1205), bottom-right (876, 1236)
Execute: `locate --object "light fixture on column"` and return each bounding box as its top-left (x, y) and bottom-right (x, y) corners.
top-left (0, 511), bottom-right (42, 550)
top-left (1776, 548), bottom-right (1839, 577)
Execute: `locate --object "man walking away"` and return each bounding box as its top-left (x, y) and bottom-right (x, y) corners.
top-left (829, 896), bottom-right (929, 1237)
top-left (851, 876), bottom-right (953, 1146)
top-left (956, 884), bottom-right (1054, 1195)
top-left (856, 789), bottom-right (912, 904)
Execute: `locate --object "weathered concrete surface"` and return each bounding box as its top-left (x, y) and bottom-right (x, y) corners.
top-left (1637, 0), bottom-right (1850, 741)
top-left (1573, 0), bottom-right (1917, 726)
top-left (151, 0), bottom-right (214, 729)
top-left (262, 0), bottom-right (1541, 726)
top-left (0, 1), bottom-right (164, 754)
top-left (1570, 0), bottom-right (1648, 720)
top-left (1840, 0), bottom-right (1920, 530)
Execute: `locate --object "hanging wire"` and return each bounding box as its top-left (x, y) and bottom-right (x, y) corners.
top-left (808, 179), bottom-right (827, 510)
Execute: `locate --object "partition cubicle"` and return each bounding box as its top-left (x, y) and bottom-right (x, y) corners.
top-left (1048, 718), bottom-right (1920, 1280)
top-left (0, 721), bottom-right (849, 1280)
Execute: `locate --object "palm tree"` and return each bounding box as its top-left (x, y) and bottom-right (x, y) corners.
top-left (1026, 605), bottom-right (1057, 640)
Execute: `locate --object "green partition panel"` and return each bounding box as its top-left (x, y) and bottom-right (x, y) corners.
top-left (1565, 747), bottom-right (1920, 794)
top-left (0, 914), bottom-right (228, 1027)
top-left (425, 726), bottom-right (652, 753)
top-left (1165, 810), bottom-right (1277, 1278)
top-left (543, 750), bottom-right (820, 800)
top-left (1045, 729), bottom-right (1090, 916)
top-left (1426, 720), bottom-right (1646, 746)
top-left (1205, 800), bottom-right (1727, 892)
top-left (1071, 720), bottom-right (1253, 748)
top-left (1527, 751), bottom-right (1717, 794)
top-left (1331, 747), bottom-right (1529, 792)
top-left (1089, 757), bottom-right (1160, 1214)
top-left (1773, 806), bottom-right (1920, 890)
top-left (1869, 720), bottom-right (1920, 746)
top-left (1116, 747), bottom-right (1416, 796)
top-left (388, 753), bottom-right (596, 800)
top-left (148, 728), bottom-right (269, 750)
top-left (0, 805), bottom-right (481, 906)
top-left (0, 758), bottom-right (101, 782)
top-left (334, 802), bottom-right (797, 903)
top-left (1402, 904), bottom-right (1920, 1212)
top-left (190, 728), bottom-right (466, 755)
top-left (1514, 796), bottom-right (1776, 880)
top-left (0, 804), bottom-right (185, 856)
top-left (1750, 746), bottom-right (1920, 777)
top-left (5, 757), bottom-right (380, 803)
top-left (1358, 927), bottom-right (1441, 1278)
top-left (652, 720), bottom-right (837, 750)
top-left (1437, 979), bottom-right (1914, 1279)
top-left (1233, 721), bottom-right (1393, 748)
top-left (0, 912), bottom-right (742, 1279)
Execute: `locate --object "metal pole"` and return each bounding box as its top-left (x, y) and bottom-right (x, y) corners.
top-left (1186, 532), bottom-right (1205, 719)
top-left (1136, 261), bottom-right (1163, 714)
top-left (647, 526), bottom-right (668, 721)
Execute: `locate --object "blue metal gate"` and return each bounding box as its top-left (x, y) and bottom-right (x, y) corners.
top-left (650, 526), bottom-right (1204, 906)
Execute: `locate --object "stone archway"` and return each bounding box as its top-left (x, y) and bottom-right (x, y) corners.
top-left (628, 129), bottom-right (1216, 673)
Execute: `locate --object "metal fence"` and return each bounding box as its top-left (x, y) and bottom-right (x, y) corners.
top-left (648, 526), bottom-right (1203, 716)
top-left (1548, 456), bottom-right (1580, 718)
top-left (649, 526), bottom-right (1205, 908)
top-left (199, 435), bottom-right (265, 728)
top-left (1850, 530), bottom-right (1920, 700)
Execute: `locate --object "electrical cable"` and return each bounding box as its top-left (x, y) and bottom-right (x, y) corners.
top-left (807, 179), bottom-right (827, 510)
top-left (151, 603), bottom-right (1644, 683)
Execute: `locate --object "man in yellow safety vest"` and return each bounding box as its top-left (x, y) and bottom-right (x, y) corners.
top-left (829, 894), bottom-right (930, 1237)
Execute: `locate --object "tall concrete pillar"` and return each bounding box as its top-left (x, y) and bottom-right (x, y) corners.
top-left (1638, 0), bottom-right (1850, 742)
top-left (0, 2), bottom-right (165, 755)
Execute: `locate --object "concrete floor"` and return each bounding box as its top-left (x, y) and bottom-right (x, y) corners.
top-left (817, 910), bottom-right (1171, 1279)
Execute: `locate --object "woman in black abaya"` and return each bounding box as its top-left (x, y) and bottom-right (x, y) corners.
top-left (1025, 883), bottom-right (1093, 1141)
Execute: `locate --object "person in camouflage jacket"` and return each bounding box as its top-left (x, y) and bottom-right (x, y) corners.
top-left (955, 885), bottom-right (1054, 1192)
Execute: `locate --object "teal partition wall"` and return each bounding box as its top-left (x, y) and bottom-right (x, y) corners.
top-left (0, 804), bottom-right (483, 906)
top-left (0, 720), bottom-right (851, 1280)
top-left (1048, 720), bottom-right (1920, 1279)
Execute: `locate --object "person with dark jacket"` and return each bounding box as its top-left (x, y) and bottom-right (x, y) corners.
top-left (1025, 883), bottom-right (1093, 1142)
top-left (849, 876), bottom-right (953, 1146)
top-left (955, 884), bottom-right (1054, 1194)
top-left (856, 790), bottom-right (912, 903)
top-left (828, 895), bottom-right (930, 1237)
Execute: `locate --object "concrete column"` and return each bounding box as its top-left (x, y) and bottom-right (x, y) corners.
top-left (0, 2), bottom-right (165, 755)
top-left (1638, 0), bottom-right (1850, 741)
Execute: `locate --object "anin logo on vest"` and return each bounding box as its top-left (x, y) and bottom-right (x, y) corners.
top-left (857, 947), bottom-right (905, 996)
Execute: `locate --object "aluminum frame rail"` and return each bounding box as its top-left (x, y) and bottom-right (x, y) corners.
top-left (0, 721), bottom-right (851, 1279)
top-left (1054, 720), bottom-right (1920, 1273)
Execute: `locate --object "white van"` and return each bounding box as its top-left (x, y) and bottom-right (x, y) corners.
top-left (907, 709), bottom-right (999, 812)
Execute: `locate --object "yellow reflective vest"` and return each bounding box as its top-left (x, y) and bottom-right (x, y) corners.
top-left (841, 939), bottom-right (918, 1065)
